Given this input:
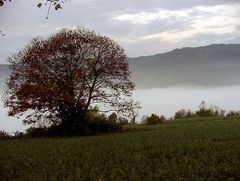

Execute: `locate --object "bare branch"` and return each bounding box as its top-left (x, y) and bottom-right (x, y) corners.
top-left (0, 30), bottom-right (6, 36)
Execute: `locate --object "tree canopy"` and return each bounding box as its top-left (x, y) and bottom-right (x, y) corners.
top-left (4, 28), bottom-right (138, 135)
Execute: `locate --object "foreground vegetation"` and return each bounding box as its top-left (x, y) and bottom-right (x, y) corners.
top-left (1, 117), bottom-right (240, 180)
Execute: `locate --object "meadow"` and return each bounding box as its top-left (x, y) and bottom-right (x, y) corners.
top-left (1, 117), bottom-right (240, 180)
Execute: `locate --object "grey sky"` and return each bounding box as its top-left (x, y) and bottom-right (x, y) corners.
top-left (0, 0), bottom-right (240, 63)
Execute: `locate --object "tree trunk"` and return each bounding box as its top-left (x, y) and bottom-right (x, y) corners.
top-left (57, 107), bottom-right (90, 136)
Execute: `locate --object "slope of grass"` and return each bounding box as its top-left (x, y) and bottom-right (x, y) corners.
top-left (1, 117), bottom-right (240, 180)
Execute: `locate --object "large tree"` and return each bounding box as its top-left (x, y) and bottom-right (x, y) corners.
top-left (4, 28), bottom-right (138, 135)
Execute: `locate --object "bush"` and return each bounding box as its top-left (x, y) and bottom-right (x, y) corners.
top-left (118, 117), bottom-right (129, 125)
top-left (85, 109), bottom-right (123, 134)
top-left (0, 130), bottom-right (11, 140)
top-left (195, 108), bottom-right (212, 117)
top-left (25, 127), bottom-right (48, 138)
top-left (13, 131), bottom-right (24, 138)
top-left (227, 111), bottom-right (240, 117)
top-left (108, 113), bottom-right (128, 125)
top-left (174, 102), bottom-right (226, 119)
top-left (174, 109), bottom-right (186, 119)
top-left (195, 101), bottom-right (226, 117)
top-left (89, 120), bottom-right (122, 134)
top-left (145, 114), bottom-right (165, 125)
top-left (195, 108), bottom-right (225, 117)
top-left (9, 108), bottom-right (124, 138)
top-left (174, 109), bottom-right (194, 119)
top-left (108, 113), bottom-right (118, 123)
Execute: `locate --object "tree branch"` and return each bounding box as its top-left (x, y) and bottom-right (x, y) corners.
top-left (0, 30), bottom-right (6, 36)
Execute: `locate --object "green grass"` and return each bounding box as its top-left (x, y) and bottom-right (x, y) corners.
top-left (1, 117), bottom-right (240, 180)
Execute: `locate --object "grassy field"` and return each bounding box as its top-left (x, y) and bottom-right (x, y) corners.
top-left (1, 117), bottom-right (240, 180)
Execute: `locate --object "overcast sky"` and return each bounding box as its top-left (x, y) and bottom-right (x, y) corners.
top-left (0, 0), bottom-right (240, 63)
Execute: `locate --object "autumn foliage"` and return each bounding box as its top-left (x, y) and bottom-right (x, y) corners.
top-left (0, 0), bottom-right (64, 10)
top-left (4, 28), bottom-right (137, 135)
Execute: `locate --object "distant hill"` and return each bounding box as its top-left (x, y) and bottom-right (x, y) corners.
top-left (128, 44), bottom-right (240, 88)
top-left (1, 44), bottom-right (240, 90)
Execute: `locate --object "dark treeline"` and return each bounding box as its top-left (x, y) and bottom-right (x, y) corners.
top-left (1, 101), bottom-right (240, 139)
top-left (174, 101), bottom-right (240, 119)
top-left (0, 107), bottom-right (130, 139)
top-left (140, 101), bottom-right (240, 125)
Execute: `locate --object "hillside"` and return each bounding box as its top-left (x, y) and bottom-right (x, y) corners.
top-left (128, 44), bottom-right (240, 88)
top-left (1, 44), bottom-right (240, 89)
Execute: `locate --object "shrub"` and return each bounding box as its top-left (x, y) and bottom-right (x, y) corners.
top-left (195, 108), bottom-right (212, 117)
top-left (174, 109), bottom-right (186, 119)
top-left (108, 113), bottom-right (118, 123)
top-left (45, 111), bottom-right (123, 136)
top-left (0, 130), bottom-right (11, 140)
top-left (146, 114), bottom-right (165, 125)
top-left (174, 109), bottom-right (194, 119)
top-left (13, 108), bottom-right (124, 138)
top-left (25, 127), bottom-right (48, 138)
top-left (118, 117), bottom-right (129, 125)
top-left (196, 107), bottom-right (225, 117)
top-left (195, 101), bottom-right (226, 117)
top-left (88, 120), bottom-right (122, 134)
top-left (174, 102), bottom-right (226, 119)
top-left (13, 131), bottom-right (24, 138)
top-left (227, 111), bottom-right (240, 117)
top-left (85, 109), bottom-right (123, 134)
